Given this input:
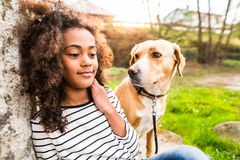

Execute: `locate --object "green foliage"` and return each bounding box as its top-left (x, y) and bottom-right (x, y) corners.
top-left (104, 25), bottom-right (240, 67)
top-left (222, 59), bottom-right (240, 67)
top-left (105, 67), bottom-right (127, 88)
top-left (104, 26), bottom-right (155, 67)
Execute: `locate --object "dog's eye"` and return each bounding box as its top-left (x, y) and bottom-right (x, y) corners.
top-left (152, 52), bottom-right (161, 58)
top-left (135, 54), bottom-right (140, 59)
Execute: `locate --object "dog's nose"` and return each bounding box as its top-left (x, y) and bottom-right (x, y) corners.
top-left (128, 68), bottom-right (140, 79)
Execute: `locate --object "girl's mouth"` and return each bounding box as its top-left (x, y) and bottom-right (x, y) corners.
top-left (77, 71), bottom-right (94, 77)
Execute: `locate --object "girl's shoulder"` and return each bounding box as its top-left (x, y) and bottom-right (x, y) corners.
top-left (104, 87), bottom-right (112, 93)
top-left (31, 110), bottom-right (41, 123)
top-left (104, 87), bottom-right (115, 97)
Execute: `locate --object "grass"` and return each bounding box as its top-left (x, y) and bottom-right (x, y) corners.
top-left (163, 86), bottom-right (240, 160)
top-left (105, 65), bottom-right (240, 160)
top-left (105, 67), bottom-right (128, 88)
top-left (222, 59), bottom-right (240, 68)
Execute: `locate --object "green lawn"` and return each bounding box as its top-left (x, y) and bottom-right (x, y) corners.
top-left (164, 86), bottom-right (240, 160)
top-left (106, 65), bottom-right (240, 160)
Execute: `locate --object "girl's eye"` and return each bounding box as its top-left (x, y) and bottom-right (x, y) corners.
top-left (89, 52), bottom-right (97, 58)
top-left (67, 53), bottom-right (80, 58)
top-left (152, 52), bottom-right (162, 58)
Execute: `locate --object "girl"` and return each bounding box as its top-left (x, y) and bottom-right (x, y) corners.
top-left (20, 11), bottom-right (139, 159)
top-left (20, 10), bottom-right (209, 160)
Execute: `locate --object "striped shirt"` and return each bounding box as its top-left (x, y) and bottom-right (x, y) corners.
top-left (31, 89), bottom-right (140, 160)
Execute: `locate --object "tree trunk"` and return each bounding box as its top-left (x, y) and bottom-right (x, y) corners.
top-left (196, 0), bottom-right (205, 63)
top-left (146, 0), bottom-right (154, 32)
top-left (211, 0), bottom-right (232, 63)
top-left (156, 0), bottom-right (162, 37)
top-left (225, 24), bottom-right (235, 49)
top-left (225, 1), bottom-right (239, 48)
top-left (206, 0), bottom-right (213, 62)
top-left (0, 0), bottom-right (35, 159)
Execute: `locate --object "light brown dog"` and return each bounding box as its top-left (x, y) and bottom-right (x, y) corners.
top-left (114, 39), bottom-right (185, 158)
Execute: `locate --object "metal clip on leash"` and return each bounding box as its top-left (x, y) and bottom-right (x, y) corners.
top-left (152, 96), bottom-right (158, 154)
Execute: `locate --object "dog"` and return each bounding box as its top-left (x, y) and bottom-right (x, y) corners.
top-left (114, 39), bottom-right (185, 158)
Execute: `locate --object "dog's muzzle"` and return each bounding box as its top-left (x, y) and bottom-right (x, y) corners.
top-left (128, 68), bottom-right (141, 84)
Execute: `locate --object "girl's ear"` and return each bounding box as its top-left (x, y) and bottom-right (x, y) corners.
top-left (173, 43), bottom-right (185, 77)
top-left (129, 44), bottom-right (139, 66)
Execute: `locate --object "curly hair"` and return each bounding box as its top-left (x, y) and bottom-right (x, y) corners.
top-left (19, 11), bottom-right (113, 133)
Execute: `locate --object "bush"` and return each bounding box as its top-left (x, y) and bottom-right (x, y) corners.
top-left (104, 26), bottom-right (156, 67)
top-left (103, 25), bottom-right (240, 67)
top-left (222, 59), bottom-right (240, 67)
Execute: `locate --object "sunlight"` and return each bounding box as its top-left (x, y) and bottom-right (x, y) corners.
top-left (113, 1), bottom-right (149, 23)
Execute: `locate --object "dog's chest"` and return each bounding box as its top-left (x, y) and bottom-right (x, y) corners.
top-left (135, 97), bottom-right (165, 136)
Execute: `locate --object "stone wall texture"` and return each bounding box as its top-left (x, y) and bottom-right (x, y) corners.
top-left (0, 0), bottom-right (35, 159)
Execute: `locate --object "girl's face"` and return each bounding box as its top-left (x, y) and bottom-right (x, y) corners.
top-left (61, 28), bottom-right (98, 89)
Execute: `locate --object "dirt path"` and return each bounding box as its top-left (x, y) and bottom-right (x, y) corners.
top-left (196, 74), bottom-right (240, 91)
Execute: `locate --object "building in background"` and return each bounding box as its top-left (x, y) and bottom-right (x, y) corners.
top-left (63, 0), bottom-right (115, 27)
top-left (163, 7), bottom-right (226, 32)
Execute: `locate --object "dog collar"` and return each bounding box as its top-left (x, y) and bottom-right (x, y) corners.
top-left (133, 85), bottom-right (167, 99)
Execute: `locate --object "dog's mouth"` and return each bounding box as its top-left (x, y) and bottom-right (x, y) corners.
top-left (130, 78), bottom-right (143, 87)
top-left (130, 78), bottom-right (160, 89)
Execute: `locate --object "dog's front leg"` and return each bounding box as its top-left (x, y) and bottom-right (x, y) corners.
top-left (146, 129), bottom-right (154, 157)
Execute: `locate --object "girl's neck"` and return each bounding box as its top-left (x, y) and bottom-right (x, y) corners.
top-left (61, 87), bottom-right (91, 107)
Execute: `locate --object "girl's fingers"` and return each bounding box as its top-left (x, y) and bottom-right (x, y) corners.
top-left (92, 79), bottom-right (99, 88)
top-left (91, 79), bottom-right (104, 95)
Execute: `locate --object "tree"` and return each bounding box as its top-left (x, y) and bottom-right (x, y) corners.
top-left (156, 0), bottom-right (162, 37)
top-left (211, 0), bottom-right (232, 63)
top-left (206, 0), bottom-right (213, 61)
top-left (225, 1), bottom-right (240, 48)
top-left (146, 0), bottom-right (154, 32)
top-left (0, 0), bottom-right (35, 159)
top-left (196, 0), bottom-right (205, 63)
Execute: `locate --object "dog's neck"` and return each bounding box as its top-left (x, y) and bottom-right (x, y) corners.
top-left (133, 85), bottom-right (168, 99)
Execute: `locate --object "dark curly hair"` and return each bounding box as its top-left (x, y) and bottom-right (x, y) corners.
top-left (19, 11), bottom-right (113, 133)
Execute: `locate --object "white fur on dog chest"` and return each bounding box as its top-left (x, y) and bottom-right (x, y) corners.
top-left (136, 97), bottom-right (165, 137)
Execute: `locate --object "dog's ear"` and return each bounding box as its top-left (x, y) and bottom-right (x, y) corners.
top-left (173, 43), bottom-right (185, 77)
top-left (129, 44), bottom-right (139, 66)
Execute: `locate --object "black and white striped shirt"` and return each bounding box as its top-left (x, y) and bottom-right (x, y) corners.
top-left (31, 89), bottom-right (140, 160)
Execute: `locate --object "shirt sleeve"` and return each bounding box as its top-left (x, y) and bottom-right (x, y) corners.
top-left (106, 88), bottom-right (140, 157)
top-left (31, 117), bottom-right (59, 160)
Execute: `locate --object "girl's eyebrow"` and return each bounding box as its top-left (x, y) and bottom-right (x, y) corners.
top-left (64, 44), bottom-right (81, 50)
top-left (89, 45), bottom-right (97, 49)
top-left (64, 44), bottom-right (96, 50)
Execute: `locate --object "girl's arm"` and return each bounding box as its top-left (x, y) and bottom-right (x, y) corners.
top-left (91, 79), bottom-right (140, 156)
top-left (31, 117), bottom-right (59, 159)
top-left (91, 79), bottom-right (126, 137)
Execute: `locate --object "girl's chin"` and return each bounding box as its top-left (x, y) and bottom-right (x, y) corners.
top-left (64, 82), bottom-right (93, 90)
top-left (78, 80), bottom-right (95, 88)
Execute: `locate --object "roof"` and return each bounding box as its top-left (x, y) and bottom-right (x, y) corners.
top-left (63, 0), bottom-right (114, 17)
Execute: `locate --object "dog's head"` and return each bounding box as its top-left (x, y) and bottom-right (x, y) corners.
top-left (128, 39), bottom-right (185, 93)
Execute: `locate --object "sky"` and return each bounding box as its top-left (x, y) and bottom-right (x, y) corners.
top-left (87, 0), bottom-right (240, 23)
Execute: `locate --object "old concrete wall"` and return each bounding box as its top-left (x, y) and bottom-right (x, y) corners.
top-left (0, 0), bottom-right (35, 159)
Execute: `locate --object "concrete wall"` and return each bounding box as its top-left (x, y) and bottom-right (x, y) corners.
top-left (0, 0), bottom-right (35, 159)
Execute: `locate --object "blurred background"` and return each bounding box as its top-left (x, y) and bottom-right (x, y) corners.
top-left (63, 0), bottom-right (240, 68)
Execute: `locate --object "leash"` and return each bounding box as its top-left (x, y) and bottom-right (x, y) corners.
top-left (133, 85), bottom-right (167, 154)
top-left (152, 96), bottom-right (158, 154)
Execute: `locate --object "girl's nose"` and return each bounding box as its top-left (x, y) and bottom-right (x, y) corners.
top-left (80, 53), bottom-right (91, 67)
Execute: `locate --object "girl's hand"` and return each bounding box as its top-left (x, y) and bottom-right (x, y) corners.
top-left (91, 79), bottom-right (114, 114)
top-left (91, 79), bottom-right (126, 137)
